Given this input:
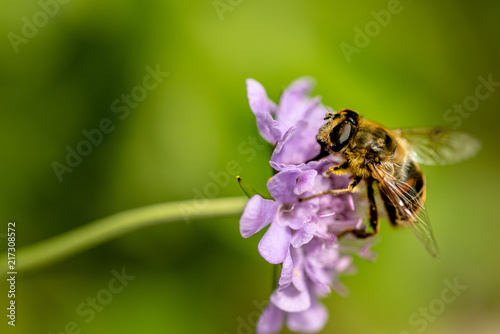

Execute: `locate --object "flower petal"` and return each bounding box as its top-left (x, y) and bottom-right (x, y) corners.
top-left (278, 251), bottom-right (294, 289)
top-left (258, 222), bottom-right (291, 264)
top-left (256, 303), bottom-right (284, 334)
top-left (270, 126), bottom-right (297, 165)
top-left (278, 202), bottom-right (318, 231)
top-left (269, 161), bottom-right (307, 172)
top-left (267, 167), bottom-right (301, 203)
top-left (291, 248), bottom-right (307, 293)
top-left (304, 262), bottom-right (331, 297)
top-left (294, 169), bottom-right (317, 195)
top-left (271, 119), bottom-right (322, 165)
top-left (270, 280), bottom-right (310, 312)
top-left (246, 79), bottom-right (280, 144)
top-left (240, 195), bottom-right (277, 238)
top-left (286, 298), bottom-right (329, 333)
top-left (276, 77), bottom-right (316, 133)
top-left (290, 223), bottom-right (316, 248)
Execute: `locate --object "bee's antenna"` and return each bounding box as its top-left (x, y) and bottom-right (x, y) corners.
top-left (323, 106), bottom-right (336, 120)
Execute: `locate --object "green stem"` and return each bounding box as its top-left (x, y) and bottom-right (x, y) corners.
top-left (2, 197), bottom-right (247, 274)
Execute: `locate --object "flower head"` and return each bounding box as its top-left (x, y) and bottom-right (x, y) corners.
top-left (240, 78), bottom-right (375, 334)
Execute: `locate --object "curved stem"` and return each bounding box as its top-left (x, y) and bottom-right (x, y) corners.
top-left (2, 197), bottom-right (247, 274)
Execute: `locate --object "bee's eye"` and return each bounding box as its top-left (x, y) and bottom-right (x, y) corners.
top-left (329, 122), bottom-right (353, 152)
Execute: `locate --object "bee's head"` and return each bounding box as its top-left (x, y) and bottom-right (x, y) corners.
top-left (317, 109), bottom-right (359, 153)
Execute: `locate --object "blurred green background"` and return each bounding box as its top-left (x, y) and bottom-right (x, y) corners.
top-left (1, 0), bottom-right (499, 333)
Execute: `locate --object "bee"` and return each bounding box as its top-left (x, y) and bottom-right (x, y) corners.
top-left (300, 109), bottom-right (481, 257)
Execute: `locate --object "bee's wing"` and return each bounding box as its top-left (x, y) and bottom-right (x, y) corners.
top-left (396, 128), bottom-right (481, 166)
top-left (369, 165), bottom-right (440, 258)
top-left (404, 203), bottom-right (440, 259)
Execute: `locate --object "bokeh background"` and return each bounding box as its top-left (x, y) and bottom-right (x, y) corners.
top-left (1, 0), bottom-right (500, 333)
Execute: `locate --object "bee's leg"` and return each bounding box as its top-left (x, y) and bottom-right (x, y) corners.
top-left (337, 178), bottom-right (379, 239)
top-left (379, 191), bottom-right (400, 226)
top-left (348, 175), bottom-right (363, 191)
top-left (299, 176), bottom-right (362, 202)
top-left (326, 161), bottom-right (350, 175)
top-left (365, 177), bottom-right (379, 233)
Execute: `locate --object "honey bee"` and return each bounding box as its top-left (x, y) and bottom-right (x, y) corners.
top-left (300, 109), bottom-right (481, 257)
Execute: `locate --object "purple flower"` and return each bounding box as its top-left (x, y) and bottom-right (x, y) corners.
top-left (240, 78), bottom-right (375, 334)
